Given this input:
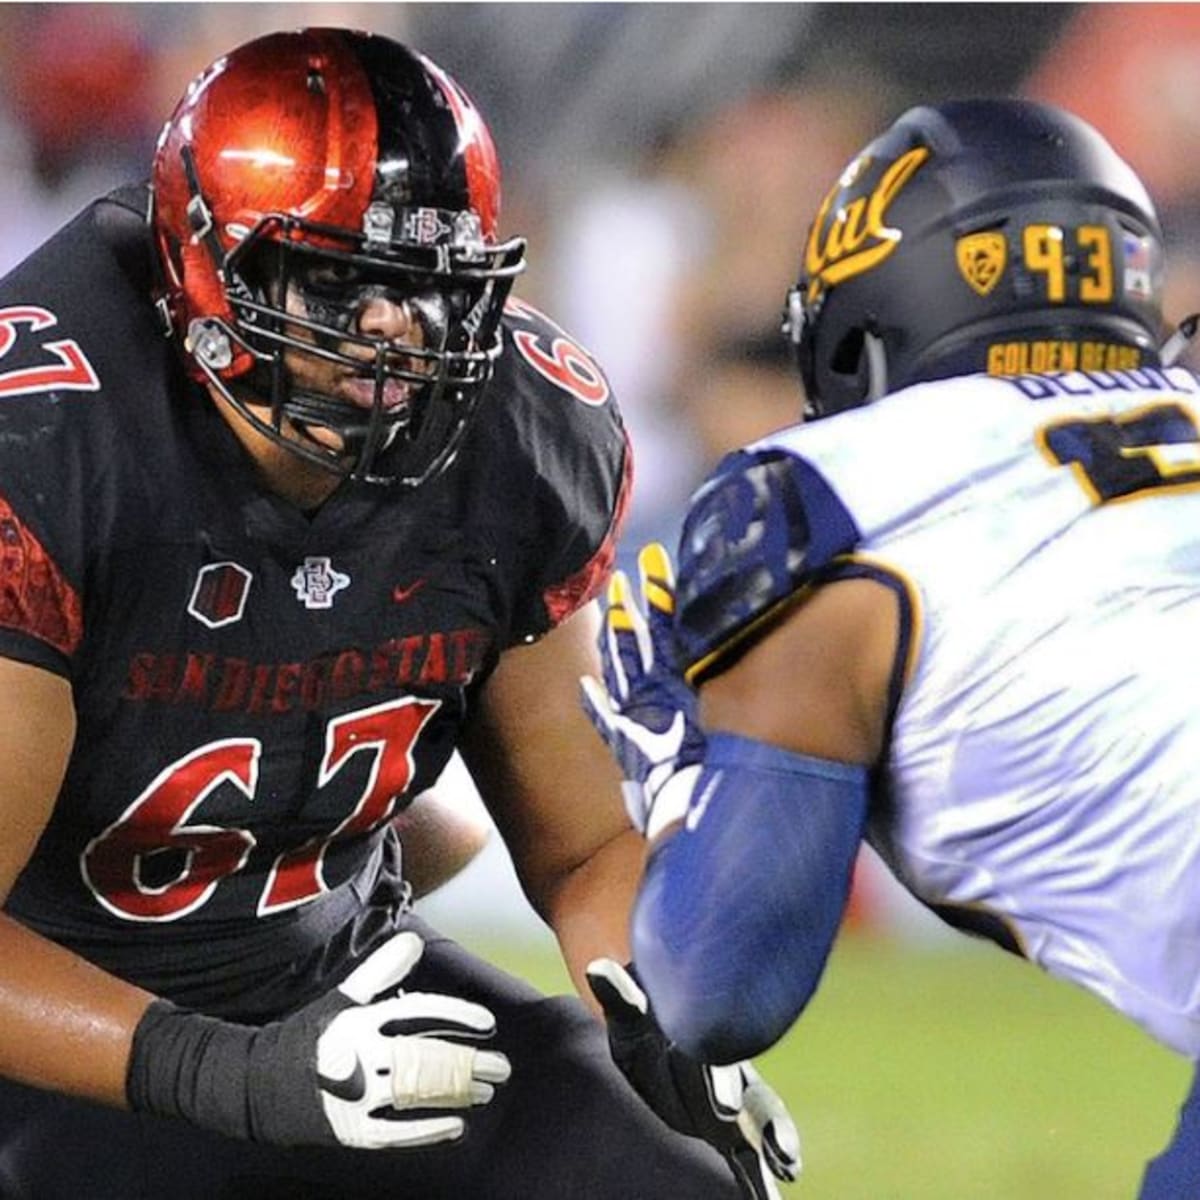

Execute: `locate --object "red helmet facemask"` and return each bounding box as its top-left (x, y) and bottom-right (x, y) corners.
top-left (151, 28), bottom-right (526, 486)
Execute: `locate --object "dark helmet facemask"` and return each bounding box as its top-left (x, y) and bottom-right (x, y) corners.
top-left (185, 209), bottom-right (525, 486)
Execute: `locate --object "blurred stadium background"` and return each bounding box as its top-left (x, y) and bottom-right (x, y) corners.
top-left (1, 4), bottom-right (1194, 1194)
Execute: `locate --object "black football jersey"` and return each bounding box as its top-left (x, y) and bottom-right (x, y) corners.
top-left (0, 187), bottom-right (630, 1014)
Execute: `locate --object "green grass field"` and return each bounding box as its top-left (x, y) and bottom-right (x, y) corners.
top-left (473, 931), bottom-right (1188, 1199)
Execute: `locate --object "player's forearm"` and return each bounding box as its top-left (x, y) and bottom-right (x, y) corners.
top-left (539, 825), bottom-right (647, 1010)
top-left (0, 910), bottom-right (153, 1107)
top-left (632, 733), bottom-right (869, 1063)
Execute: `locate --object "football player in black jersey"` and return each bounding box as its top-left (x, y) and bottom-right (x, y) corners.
top-left (0, 27), bottom-right (797, 1200)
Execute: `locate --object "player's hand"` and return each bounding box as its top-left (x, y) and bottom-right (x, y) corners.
top-left (581, 542), bottom-right (706, 839)
top-left (309, 930), bottom-right (511, 1148)
top-left (586, 958), bottom-right (801, 1199)
top-left (128, 931), bottom-right (511, 1149)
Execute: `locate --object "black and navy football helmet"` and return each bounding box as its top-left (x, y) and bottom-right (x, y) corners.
top-left (786, 99), bottom-right (1165, 417)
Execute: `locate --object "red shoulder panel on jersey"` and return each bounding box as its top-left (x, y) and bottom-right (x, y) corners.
top-left (542, 432), bottom-right (633, 627)
top-left (0, 494), bottom-right (82, 656)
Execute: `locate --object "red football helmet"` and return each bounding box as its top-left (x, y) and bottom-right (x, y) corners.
top-left (151, 28), bottom-right (526, 486)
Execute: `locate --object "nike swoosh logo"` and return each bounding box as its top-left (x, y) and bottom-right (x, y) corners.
top-left (685, 770), bottom-right (722, 831)
top-left (632, 710), bottom-right (685, 764)
top-left (392, 579), bottom-right (427, 604)
top-left (318, 1056), bottom-right (366, 1103)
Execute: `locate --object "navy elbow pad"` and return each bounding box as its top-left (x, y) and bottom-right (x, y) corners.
top-left (632, 732), bottom-right (869, 1063)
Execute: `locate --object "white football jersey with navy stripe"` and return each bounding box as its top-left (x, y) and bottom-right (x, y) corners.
top-left (757, 365), bottom-right (1200, 1058)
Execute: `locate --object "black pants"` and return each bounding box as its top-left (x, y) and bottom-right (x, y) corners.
top-left (0, 917), bottom-right (741, 1200)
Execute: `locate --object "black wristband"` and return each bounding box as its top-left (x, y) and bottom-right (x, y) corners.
top-left (127, 998), bottom-right (256, 1140)
top-left (126, 998), bottom-right (331, 1145)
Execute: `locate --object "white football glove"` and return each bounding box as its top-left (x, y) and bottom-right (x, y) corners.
top-left (581, 543), bottom-right (705, 839)
top-left (315, 931), bottom-right (511, 1148)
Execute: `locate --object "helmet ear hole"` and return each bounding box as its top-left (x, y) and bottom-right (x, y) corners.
top-left (830, 328), bottom-right (865, 376)
top-left (828, 327), bottom-right (877, 411)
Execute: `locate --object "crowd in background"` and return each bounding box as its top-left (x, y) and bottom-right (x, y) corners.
top-left (4, 1), bottom-right (1200, 935)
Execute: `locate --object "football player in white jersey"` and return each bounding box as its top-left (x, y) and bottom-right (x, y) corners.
top-left (583, 98), bottom-right (1200, 1195)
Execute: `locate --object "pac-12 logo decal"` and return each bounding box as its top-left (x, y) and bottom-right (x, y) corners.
top-left (292, 556), bottom-right (350, 609)
top-left (0, 305), bottom-right (101, 396)
top-left (956, 231), bottom-right (1007, 296)
top-left (188, 562), bottom-right (253, 629)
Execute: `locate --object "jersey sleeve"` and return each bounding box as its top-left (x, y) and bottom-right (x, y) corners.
top-left (0, 492), bottom-right (84, 676)
top-left (0, 189), bottom-right (152, 677)
top-left (0, 318), bottom-right (90, 677)
top-left (498, 300), bottom-right (633, 643)
top-left (674, 446), bottom-right (861, 684)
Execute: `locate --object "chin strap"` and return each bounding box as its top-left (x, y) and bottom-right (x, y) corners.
top-left (1161, 313), bottom-right (1200, 367)
top-left (179, 144), bottom-right (230, 283)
